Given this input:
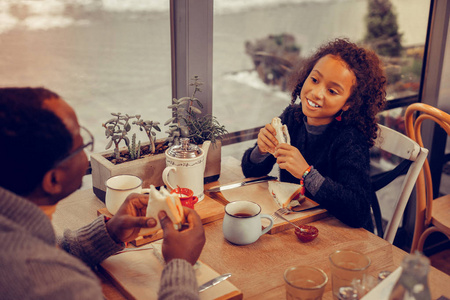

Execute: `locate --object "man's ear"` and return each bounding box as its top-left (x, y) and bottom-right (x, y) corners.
top-left (42, 169), bottom-right (64, 195)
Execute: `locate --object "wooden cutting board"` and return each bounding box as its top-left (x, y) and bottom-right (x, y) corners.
top-left (205, 180), bottom-right (328, 234)
top-left (99, 240), bottom-right (242, 300)
top-left (98, 194), bottom-right (225, 246)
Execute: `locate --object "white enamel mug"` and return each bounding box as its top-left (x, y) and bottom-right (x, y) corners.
top-left (222, 201), bottom-right (274, 245)
top-left (105, 174), bottom-right (150, 215)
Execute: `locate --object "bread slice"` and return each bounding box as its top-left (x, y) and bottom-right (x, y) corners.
top-left (268, 180), bottom-right (305, 210)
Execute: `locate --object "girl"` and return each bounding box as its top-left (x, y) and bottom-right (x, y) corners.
top-left (241, 38), bottom-right (386, 230)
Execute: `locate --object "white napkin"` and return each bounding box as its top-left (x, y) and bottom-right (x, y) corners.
top-left (361, 267), bottom-right (402, 300)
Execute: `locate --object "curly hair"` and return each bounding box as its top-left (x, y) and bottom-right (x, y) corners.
top-left (0, 87), bottom-right (73, 196)
top-left (288, 38), bottom-right (386, 147)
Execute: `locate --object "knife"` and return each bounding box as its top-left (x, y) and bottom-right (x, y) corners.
top-left (206, 176), bottom-right (277, 193)
top-left (198, 273), bottom-right (232, 293)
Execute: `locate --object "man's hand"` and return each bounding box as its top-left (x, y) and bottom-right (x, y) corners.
top-left (106, 193), bottom-right (157, 243)
top-left (159, 207), bottom-right (205, 265)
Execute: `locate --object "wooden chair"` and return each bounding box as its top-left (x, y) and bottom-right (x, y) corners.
top-left (371, 124), bottom-right (428, 244)
top-left (405, 103), bottom-right (450, 253)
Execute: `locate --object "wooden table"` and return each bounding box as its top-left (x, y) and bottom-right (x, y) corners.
top-left (52, 157), bottom-right (450, 299)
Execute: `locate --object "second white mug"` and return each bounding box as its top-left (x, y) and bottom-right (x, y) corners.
top-left (105, 174), bottom-right (150, 215)
top-left (222, 201), bottom-right (274, 245)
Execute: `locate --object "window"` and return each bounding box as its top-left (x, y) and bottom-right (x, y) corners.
top-left (0, 1), bottom-right (172, 154)
top-left (0, 0), bottom-right (433, 161)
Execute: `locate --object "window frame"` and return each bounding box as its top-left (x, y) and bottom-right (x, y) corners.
top-left (171, 0), bottom-right (213, 118)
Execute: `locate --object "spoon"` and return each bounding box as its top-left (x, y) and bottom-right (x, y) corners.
top-left (274, 210), bottom-right (308, 232)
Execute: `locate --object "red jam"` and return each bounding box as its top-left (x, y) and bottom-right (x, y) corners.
top-left (295, 225), bottom-right (319, 243)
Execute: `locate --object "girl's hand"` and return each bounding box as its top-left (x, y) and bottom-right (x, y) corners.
top-left (257, 123), bottom-right (278, 154)
top-left (274, 144), bottom-right (309, 179)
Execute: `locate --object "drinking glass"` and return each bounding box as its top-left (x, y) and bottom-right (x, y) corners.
top-left (329, 250), bottom-right (371, 299)
top-left (284, 266), bottom-right (328, 300)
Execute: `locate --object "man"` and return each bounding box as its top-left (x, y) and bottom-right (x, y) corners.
top-left (0, 87), bottom-right (205, 299)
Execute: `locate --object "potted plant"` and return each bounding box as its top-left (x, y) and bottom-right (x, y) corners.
top-left (91, 113), bottom-right (168, 201)
top-left (166, 76), bottom-right (227, 146)
top-left (90, 76), bottom-right (226, 202)
top-left (102, 113), bottom-right (163, 162)
top-left (164, 76), bottom-right (227, 183)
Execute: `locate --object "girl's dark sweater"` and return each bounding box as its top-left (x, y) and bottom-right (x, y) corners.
top-left (242, 105), bottom-right (375, 231)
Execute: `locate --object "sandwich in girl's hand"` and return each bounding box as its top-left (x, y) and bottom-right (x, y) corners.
top-left (268, 180), bottom-right (305, 211)
top-left (271, 117), bottom-right (291, 146)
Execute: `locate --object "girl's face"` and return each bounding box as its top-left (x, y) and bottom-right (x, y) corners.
top-left (300, 54), bottom-right (356, 126)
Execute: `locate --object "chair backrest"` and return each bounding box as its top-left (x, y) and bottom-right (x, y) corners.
top-left (404, 103), bottom-right (450, 252)
top-left (372, 124), bottom-right (428, 244)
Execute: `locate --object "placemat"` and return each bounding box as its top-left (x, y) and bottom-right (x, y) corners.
top-left (99, 240), bottom-right (242, 300)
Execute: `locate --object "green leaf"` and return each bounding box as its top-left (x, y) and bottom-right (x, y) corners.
top-left (180, 127), bottom-right (189, 137)
top-left (105, 139), bottom-right (113, 150)
top-left (190, 107), bottom-right (202, 115)
top-left (164, 117), bottom-right (176, 126)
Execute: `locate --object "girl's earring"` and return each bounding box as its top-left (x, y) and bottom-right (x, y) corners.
top-left (335, 110), bottom-right (344, 121)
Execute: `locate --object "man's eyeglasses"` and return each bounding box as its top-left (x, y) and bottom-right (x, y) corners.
top-left (55, 126), bottom-right (94, 167)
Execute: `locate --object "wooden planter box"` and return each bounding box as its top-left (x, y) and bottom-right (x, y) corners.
top-left (91, 140), bottom-right (221, 202)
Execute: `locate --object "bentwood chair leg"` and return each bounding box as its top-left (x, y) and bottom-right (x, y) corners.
top-left (417, 227), bottom-right (441, 252)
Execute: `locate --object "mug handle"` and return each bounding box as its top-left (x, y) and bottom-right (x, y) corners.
top-left (191, 196), bottom-right (198, 206)
top-left (260, 214), bottom-right (274, 235)
top-left (162, 166), bottom-right (177, 191)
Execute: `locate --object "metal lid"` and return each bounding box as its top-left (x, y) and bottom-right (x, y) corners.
top-left (167, 138), bottom-right (202, 158)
